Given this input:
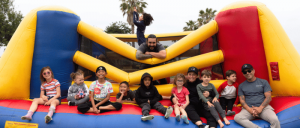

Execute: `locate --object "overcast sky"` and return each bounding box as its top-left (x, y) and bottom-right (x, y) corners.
top-left (13, 0), bottom-right (300, 53)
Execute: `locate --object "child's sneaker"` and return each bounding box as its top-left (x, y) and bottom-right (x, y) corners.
top-left (181, 115), bottom-right (189, 124)
top-left (21, 115), bottom-right (32, 120)
top-left (164, 106), bottom-right (173, 119)
top-left (45, 115), bottom-right (52, 123)
top-left (141, 115), bottom-right (154, 121)
top-left (175, 114), bottom-right (180, 121)
top-left (68, 101), bottom-right (75, 106)
top-left (226, 111), bottom-right (235, 116)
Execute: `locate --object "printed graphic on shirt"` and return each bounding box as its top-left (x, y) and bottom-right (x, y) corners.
top-left (89, 81), bottom-right (113, 101)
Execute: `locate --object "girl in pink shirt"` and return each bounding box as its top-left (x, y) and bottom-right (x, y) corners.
top-left (172, 73), bottom-right (190, 124)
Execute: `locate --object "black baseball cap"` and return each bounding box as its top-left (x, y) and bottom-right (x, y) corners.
top-left (96, 66), bottom-right (107, 73)
top-left (241, 64), bottom-right (253, 71)
top-left (187, 66), bottom-right (198, 75)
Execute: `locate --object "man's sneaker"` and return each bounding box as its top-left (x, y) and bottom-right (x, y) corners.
top-left (226, 111), bottom-right (236, 116)
top-left (45, 115), bottom-right (52, 123)
top-left (175, 114), bottom-right (180, 121)
top-left (21, 115), bottom-right (32, 120)
top-left (141, 115), bottom-right (154, 121)
top-left (68, 101), bottom-right (75, 106)
top-left (181, 115), bottom-right (189, 124)
top-left (164, 106), bottom-right (173, 119)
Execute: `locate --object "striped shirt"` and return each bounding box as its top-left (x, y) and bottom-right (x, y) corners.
top-left (40, 79), bottom-right (60, 97)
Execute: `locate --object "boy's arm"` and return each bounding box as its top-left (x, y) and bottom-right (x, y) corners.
top-left (116, 93), bottom-right (124, 103)
top-left (135, 89), bottom-right (148, 104)
top-left (234, 83), bottom-right (240, 105)
top-left (217, 82), bottom-right (226, 96)
top-left (122, 91), bottom-right (137, 104)
top-left (211, 84), bottom-right (219, 99)
top-left (150, 88), bottom-right (161, 105)
top-left (90, 91), bottom-right (98, 113)
top-left (95, 93), bottom-right (110, 107)
top-left (196, 85), bottom-right (208, 103)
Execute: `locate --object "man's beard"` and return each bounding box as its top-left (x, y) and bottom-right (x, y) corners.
top-left (148, 45), bottom-right (156, 50)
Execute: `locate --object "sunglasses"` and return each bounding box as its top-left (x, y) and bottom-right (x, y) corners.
top-left (242, 70), bottom-right (252, 74)
top-left (43, 71), bottom-right (51, 75)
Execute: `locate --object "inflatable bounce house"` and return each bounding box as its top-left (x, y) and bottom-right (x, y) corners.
top-left (1, 1), bottom-right (300, 128)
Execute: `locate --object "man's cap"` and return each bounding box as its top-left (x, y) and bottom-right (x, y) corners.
top-left (187, 66), bottom-right (198, 75)
top-left (241, 64), bottom-right (253, 71)
top-left (96, 66), bottom-right (107, 73)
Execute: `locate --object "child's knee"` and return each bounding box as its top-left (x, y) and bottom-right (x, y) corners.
top-left (114, 102), bottom-right (122, 110)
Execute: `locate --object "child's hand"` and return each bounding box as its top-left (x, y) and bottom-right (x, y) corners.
top-left (212, 97), bottom-right (218, 103)
top-left (233, 104), bottom-right (237, 107)
top-left (44, 101), bottom-right (51, 106)
top-left (42, 95), bottom-right (48, 101)
top-left (203, 91), bottom-right (210, 98)
top-left (120, 90), bottom-right (124, 95)
top-left (207, 101), bottom-right (214, 108)
top-left (75, 95), bottom-right (79, 100)
top-left (93, 107), bottom-right (99, 114)
top-left (148, 100), bottom-right (150, 104)
top-left (181, 104), bottom-right (187, 109)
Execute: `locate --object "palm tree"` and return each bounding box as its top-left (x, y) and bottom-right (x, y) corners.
top-left (197, 8), bottom-right (217, 27)
top-left (120, 0), bottom-right (147, 47)
top-left (183, 20), bottom-right (198, 31)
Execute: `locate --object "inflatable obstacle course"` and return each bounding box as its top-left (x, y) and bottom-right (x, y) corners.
top-left (1, 1), bottom-right (300, 127)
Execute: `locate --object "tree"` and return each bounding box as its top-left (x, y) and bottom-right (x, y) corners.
top-left (197, 8), bottom-right (217, 27)
top-left (183, 20), bottom-right (198, 31)
top-left (120, 0), bottom-right (147, 47)
top-left (0, 0), bottom-right (23, 46)
top-left (104, 21), bottom-right (131, 34)
top-left (182, 8), bottom-right (217, 31)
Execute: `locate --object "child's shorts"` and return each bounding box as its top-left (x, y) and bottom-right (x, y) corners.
top-left (172, 101), bottom-right (187, 108)
top-left (47, 96), bottom-right (61, 105)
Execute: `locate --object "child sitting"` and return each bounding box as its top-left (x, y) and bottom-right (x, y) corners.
top-left (77, 66), bottom-right (122, 114)
top-left (135, 72), bottom-right (173, 121)
top-left (116, 81), bottom-right (136, 104)
top-left (133, 7), bottom-right (154, 46)
top-left (21, 66), bottom-right (61, 123)
top-left (67, 70), bottom-right (89, 106)
top-left (172, 73), bottom-right (190, 124)
top-left (217, 70), bottom-right (239, 116)
top-left (197, 70), bottom-right (230, 128)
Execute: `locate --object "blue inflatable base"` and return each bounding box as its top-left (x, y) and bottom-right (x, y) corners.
top-left (1, 105), bottom-right (300, 128)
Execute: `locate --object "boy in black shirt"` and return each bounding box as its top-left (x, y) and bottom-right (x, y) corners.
top-left (135, 73), bottom-right (173, 121)
top-left (116, 81), bottom-right (136, 104)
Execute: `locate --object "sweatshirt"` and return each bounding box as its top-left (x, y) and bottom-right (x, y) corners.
top-left (217, 81), bottom-right (239, 105)
top-left (196, 83), bottom-right (219, 103)
top-left (68, 83), bottom-right (89, 97)
top-left (135, 73), bottom-right (162, 106)
top-left (133, 11), bottom-right (146, 45)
